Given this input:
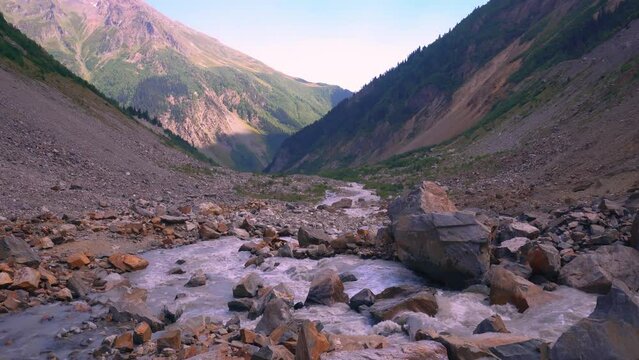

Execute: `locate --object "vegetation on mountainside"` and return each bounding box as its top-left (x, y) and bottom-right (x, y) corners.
top-left (0, 12), bottom-right (218, 166)
top-left (235, 175), bottom-right (333, 203)
top-left (271, 0), bottom-right (639, 174)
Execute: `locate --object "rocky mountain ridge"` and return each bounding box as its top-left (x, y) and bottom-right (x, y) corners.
top-left (0, 0), bottom-right (351, 171)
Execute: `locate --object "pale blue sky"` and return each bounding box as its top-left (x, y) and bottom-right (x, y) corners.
top-left (146, 0), bottom-right (488, 91)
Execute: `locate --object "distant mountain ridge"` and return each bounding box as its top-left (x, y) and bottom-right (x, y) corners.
top-left (267, 0), bottom-right (639, 173)
top-left (0, 0), bottom-right (351, 171)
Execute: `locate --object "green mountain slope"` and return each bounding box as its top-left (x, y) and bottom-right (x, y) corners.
top-left (268, 0), bottom-right (639, 174)
top-left (0, 0), bottom-right (351, 171)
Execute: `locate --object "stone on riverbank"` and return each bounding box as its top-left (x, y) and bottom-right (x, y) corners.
top-left (305, 269), bottom-right (348, 306)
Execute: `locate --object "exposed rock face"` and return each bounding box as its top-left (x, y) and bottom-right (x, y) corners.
top-left (321, 340), bottom-right (448, 360)
top-left (473, 314), bottom-right (510, 334)
top-left (67, 253), bottom-right (91, 269)
top-left (551, 282), bottom-right (639, 359)
top-left (370, 290), bottom-right (438, 322)
top-left (157, 329), bottom-right (181, 351)
top-left (305, 269), bottom-right (348, 306)
top-left (558, 244), bottom-right (639, 293)
top-left (295, 320), bottom-right (330, 360)
top-left (392, 211), bottom-right (490, 289)
top-left (488, 267), bottom-right (555, 312)
top-left (0, 236), bottom-right (41, 267)
top-left (297, 227), bottom-right (332, 248)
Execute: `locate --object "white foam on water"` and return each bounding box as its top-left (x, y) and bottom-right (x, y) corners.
top-left (319, 182), bottom-right (381, 217)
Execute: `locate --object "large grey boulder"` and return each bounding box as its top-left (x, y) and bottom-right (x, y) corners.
top-left (0, 236), bottom-right (40, 267)
top-left (551, 282), bottom-right (639, 359)
top-left (389, 181), bottom-right (457, 216)
top-left (558, 244), bottom-right (639, 293)
top-left (233, 272), bottom-right (264, 298)
top-left (370, 290), bottom-right (438, 322)
top-left (297, 227), bottom-right (332, 247)
top-left (391, 211), bottom-right (490, 289)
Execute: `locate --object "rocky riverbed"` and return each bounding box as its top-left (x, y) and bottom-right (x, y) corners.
top-left (1, 181), bottom-right (638, 359)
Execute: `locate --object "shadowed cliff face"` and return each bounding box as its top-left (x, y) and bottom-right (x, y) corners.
top-left (0, 0), bottom-right (351, 171)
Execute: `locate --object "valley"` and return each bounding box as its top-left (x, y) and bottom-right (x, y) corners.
top-left (0, 0), bottom-right (639, 359)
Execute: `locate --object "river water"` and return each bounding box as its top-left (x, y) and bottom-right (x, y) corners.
top-left (0, 183), bottom-right (598, 358)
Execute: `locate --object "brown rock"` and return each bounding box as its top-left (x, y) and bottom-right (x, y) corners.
top-left (240, 328), bottom-right (257, 344)
top-left (11, 267), bottom-right (40, 290)
top-left (0, 272), bottom-right (12, 288)
top-left (157, 329), bottom-right (181, 351)
top-left (305, 269), bottom-right (348, 306)
top-left (489, 267), bottom-right (555, 312)
top-left (114, 331), bottom-right (134, 352)
top-left (134, 322), bottom-right (152, 344)
top-left (38, 237), bottom-right (54, 249)
top-left (108, 253), bottom-right (149, 272)
top-left (199, 224), bottom-right (221, 240)
top-left (524, 242), bottom-right (560, 279)
top-left (370, 290), bottom-right (438, 322)
top-left (296, 320), bottom-right (330, 360)
top-left (198, 202), bottom-right (223, 216)
top-left (473, 314), bottom-right (510, 334)
top-left (67, 253), bottom-right (91, 269)
top-left (39, 267), bottom-right (58, 285)
top-left (55, 288), bottom-right (73, 301)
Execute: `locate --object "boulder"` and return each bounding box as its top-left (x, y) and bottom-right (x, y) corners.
top-left (388, 181), bottom-right (457, 216)
top-left (277, 243), bottom-right (293, 258)
top-left (420, 332), bottom-right (547, 360)
top-left (338, 272), bottom-right (357, 283)
top-left (157, 329), bottom-right (182, 351)
top-left (392, 211), bottom-right (490, 289)
top-left (103, 287), bottom-right (164, 331)
top-left (508, 222), bottom-right (540, 239)
top-left (558, 244), bottom-right (639, 293)
top-left (295, 320), bottom-right (330, 360)
top-left (185, 271), bottom-right (207, 287)
top-left (161, 303), bottom-right (184, 324)
top-left (0, 272), bottom-right (12, 287)
top-left (108, 253), bottom-right (149, 272)
top-left (67, 272), bottom-right (91, 298)
top-left (67, 253), bottom-right (91, 269)
top-left (495, 237), bottom-right (529, 260)
top-left (228, 298), bottom-right (255, 312)
top-left (55, 288), bottom-right (73, 301)
top-left (11, 267), bottom-right (40, 290)
top-left (255, 298), bottom-right (292, 335)
top-left (199, 224), bottom-right (221, 240)
top-left (297, 227), bottom-right (332, 247)
top-left (349, 288), bottom-right (376, 310)
top-left (249, 283), bottom-right (295, 319)
top-left (0, 236), bottom-right (40, 267)
top-left (370, 290), bottom-right (438, 322)
top-left (630, 213), bottom-right (639, 250)
top-left (305, 269), bottom-right (348, 306)
top-left (252, 345), bottom-right (294, 360)
top-left (198, 202), bottom-right (223, 216)
top-left (551, 282), bottom-right (639, 359)
top-left (160, 215), bottom-right (189, 224)
top-left (473, 314), bottom-right (509, 334)
top-left (233, 272), bottom-right (264, 298)
top-left (523, 242), bottom-right (560, 280)
top-left (114, 331), bottom-right (134, 352)
top-left (133, 322), bottom-right (151, 345)
top-left (488, 267), bottom-right (555, 312)
top-left (321, 341), bottom-right (448, 360)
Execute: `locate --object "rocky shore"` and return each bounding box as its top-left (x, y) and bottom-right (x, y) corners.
top-left (1, 181), bottom-right (638, 359)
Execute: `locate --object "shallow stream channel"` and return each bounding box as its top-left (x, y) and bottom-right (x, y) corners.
top-left (0, 183), bottom-right (598, 359)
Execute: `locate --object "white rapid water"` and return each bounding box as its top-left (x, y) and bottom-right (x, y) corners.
top-left (319, 182), bottom-right (381, 217)
top-left (126, 236), bottom-right (597, 343)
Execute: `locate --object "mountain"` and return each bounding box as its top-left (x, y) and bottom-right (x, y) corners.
top-left (0, 11), bottom-right (243, 215)
top-left (0, 0), bottom-right (351, 171)
top-left (268, 0), bottom-right (639, 176)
